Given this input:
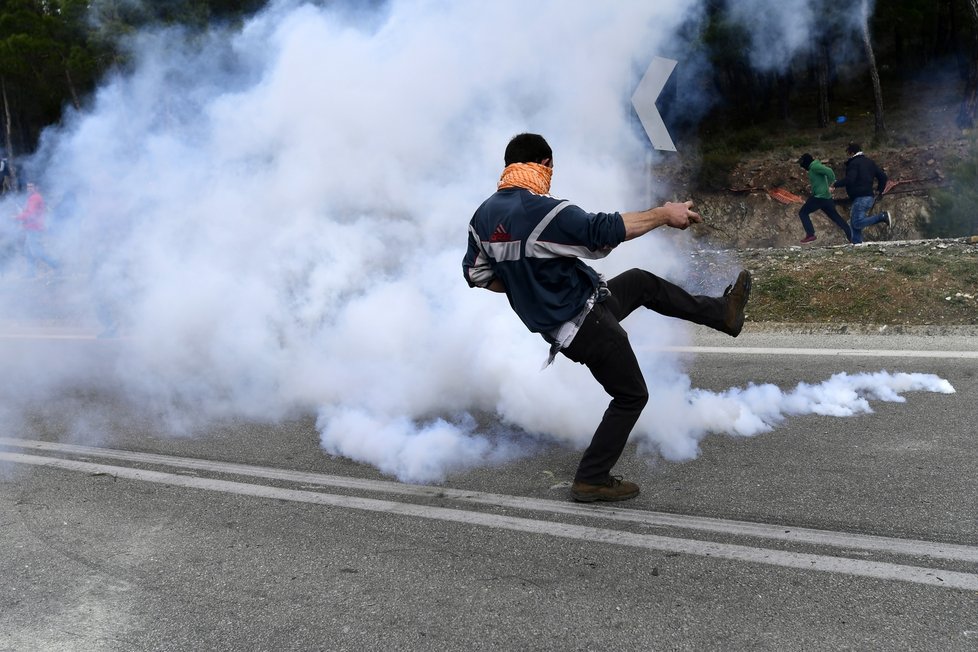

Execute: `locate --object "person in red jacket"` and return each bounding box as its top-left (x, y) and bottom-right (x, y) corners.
top-left (15, 182), bottom-right (59, 277)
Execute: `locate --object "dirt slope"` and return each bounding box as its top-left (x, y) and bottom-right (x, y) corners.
top-left (660, 73), bottom-right (973, 250)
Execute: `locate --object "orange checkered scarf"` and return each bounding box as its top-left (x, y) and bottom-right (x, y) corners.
top-left (498, 162), bottom-right (552, 195)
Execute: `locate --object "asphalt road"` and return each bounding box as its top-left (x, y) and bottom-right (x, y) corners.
top-left (1, 330), bottom-right (976, 651)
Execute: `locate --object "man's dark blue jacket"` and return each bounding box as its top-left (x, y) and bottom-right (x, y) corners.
top-left (463, 187), bottom-right (626, 334)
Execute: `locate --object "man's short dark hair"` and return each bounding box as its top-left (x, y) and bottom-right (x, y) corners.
top-left (797, 153), bottom-right (814, 170)
top-left (846, 142), bottom-right (861, 155)
top-left (504, 133), bottom-right (552, 166)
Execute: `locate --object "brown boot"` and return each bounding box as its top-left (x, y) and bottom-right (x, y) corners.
top-left (721, 269), bottom-right (752, 337)
top-left (571, 476), bottom-right (640, 503)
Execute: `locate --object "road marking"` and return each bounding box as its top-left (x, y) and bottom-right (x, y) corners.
top-left (2, 333), bottom-right (974, 358)
top-left (2, 445), bottom-right (977, 591)
top-left (659, 346), bottom-right (978, 359)
top-left (2, 437), bottom-right (976, 564)
top-left (0, 333), bottom-right (97, 340)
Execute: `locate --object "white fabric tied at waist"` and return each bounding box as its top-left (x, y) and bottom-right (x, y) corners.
top-left (542, 283), bottom-right (610, 369)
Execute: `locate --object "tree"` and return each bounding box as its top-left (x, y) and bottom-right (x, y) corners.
top-left (0, 0), bottom-right (270, 162)
top-left (0, 0), bottom-right (109, 163)
top-left (930, 136), bottom-right (978, 236)
top-left (957, 0), bottom-right (978, 128)
top-left (814, 39), bottom-right (831, 129)
top-left (858, 0), bottom-right (888, 142)
top-left (1, 76), bottom-right (14, 189)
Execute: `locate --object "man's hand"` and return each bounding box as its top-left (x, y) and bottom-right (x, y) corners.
top-left (660, 200), bottom-right (703, 230)
top-left (621, 200), bottom-right (703, 240)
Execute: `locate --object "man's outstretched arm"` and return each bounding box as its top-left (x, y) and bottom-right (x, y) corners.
top-left (620, 200), bottom-right (703, 240)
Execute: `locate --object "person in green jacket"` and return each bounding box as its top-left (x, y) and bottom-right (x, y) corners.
top-left (796, 153), bottom-right (852, 244)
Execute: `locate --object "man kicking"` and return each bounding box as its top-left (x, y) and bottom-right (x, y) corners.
top-left (463, 133), bottom-right (751, 502)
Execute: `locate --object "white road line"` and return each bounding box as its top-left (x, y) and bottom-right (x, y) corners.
top-left (3, 333), bottom-right (974, 358)
top-left (3, 437), bottom-right (976, 565)
top-left (0, 333), bottom-right (96, 340)
top-left (3, 450), bottom-right (976, 591)
top-left (658, 346), bottom-right (978, 359)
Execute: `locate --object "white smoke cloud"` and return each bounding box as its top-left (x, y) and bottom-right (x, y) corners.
top-left (633, 370), bottom-right (955, 462)
top-left (725, 0), bottom-right (816, 72)
top-left (0, 0), bottom-right (954, 484)
top-left (722, 0), bottom-right (878, 74)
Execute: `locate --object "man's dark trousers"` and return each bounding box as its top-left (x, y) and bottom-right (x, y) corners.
top-left (798, 196), bottom-right (852, 241)
top-left (560, 268), bottom-right (727, 483)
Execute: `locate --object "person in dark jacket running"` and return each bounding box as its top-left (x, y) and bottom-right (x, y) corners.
top-left (833, 142), bottom-right (892, 244)
top-left (463, 133), bottom-right (751, 503)
top-left (796, 153), bottom-right (852, 244)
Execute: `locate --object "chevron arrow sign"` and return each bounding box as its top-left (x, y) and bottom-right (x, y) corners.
top-left (631, 56), bottom-right (677, 152)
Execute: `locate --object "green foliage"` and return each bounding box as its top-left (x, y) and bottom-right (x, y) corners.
top-left (88, 0), bottom-right (268, 31)
top-left (0, 0), bottom-right (269, 157)
top-left (693, 126), bottom-right (774, 190)
top-left (0, 1), bottom-right (86, 152)
top-left (696, 148), bottom-right (740, 190)
top-left (893, 260), bottom-right (937, 277)
top-left (816, 126), bottom-right (849, 142)
top-left (723, 126), bottom-right (773, 152)
top-left (0, 0), bottom-right (975, 169)
top-left (759, 273), bottom-right (806, 303)
top-left (928, 137), bottom-right (978, 237)
top-left (956, 262), bottom-right (978, 287)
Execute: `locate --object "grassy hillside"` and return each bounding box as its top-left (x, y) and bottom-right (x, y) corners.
top-left (690, 238), bottom-right (978, 328)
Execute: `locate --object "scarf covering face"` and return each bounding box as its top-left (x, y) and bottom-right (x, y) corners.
top-left (497, 162), bottom-right (552, 195)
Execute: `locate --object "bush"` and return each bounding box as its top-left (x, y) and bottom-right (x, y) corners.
top-left (693, 126), bottom-right (773, 190)
top-left (927, 137), bottom-right (978, 237)
top-left (696, 148), bottom-right (741, 190)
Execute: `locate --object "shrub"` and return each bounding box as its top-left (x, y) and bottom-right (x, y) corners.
top-left (695, 148), bottom-right (740, 190)
top-left (927, 136), bottom-right (978, 237)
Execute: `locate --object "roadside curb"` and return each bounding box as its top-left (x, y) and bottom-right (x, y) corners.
top-left (733, 236), bottom-right (978, 254)
top-left (749, 322), bottom-right (978, 337)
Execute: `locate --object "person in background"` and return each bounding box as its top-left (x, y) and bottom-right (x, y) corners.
top-left (796, 153), bottom-right (852, 244)
top-left (15, 181), bottom-right (59, 277)
top-left (833, 142), bottom-right (892, 244)
top-left (0, 157), bottom-right (11, 195)
top-left (463, 133), bottom-right (751, 503)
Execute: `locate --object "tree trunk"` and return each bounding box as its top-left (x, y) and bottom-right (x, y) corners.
top-left (957, 0), bottom-right (978, 128)
top-left (1, 76), bottom-right (15, 193)
top-left (860, 0), bottom-right (887, 142)
top-left (935, 0), bottom-right (955, 59)
top-left (815, 41), bottom-right (830, 128)
top-left (778, 71), bottom-right (792, 122)
top-left (64, 64), bottom-right (81, 111)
